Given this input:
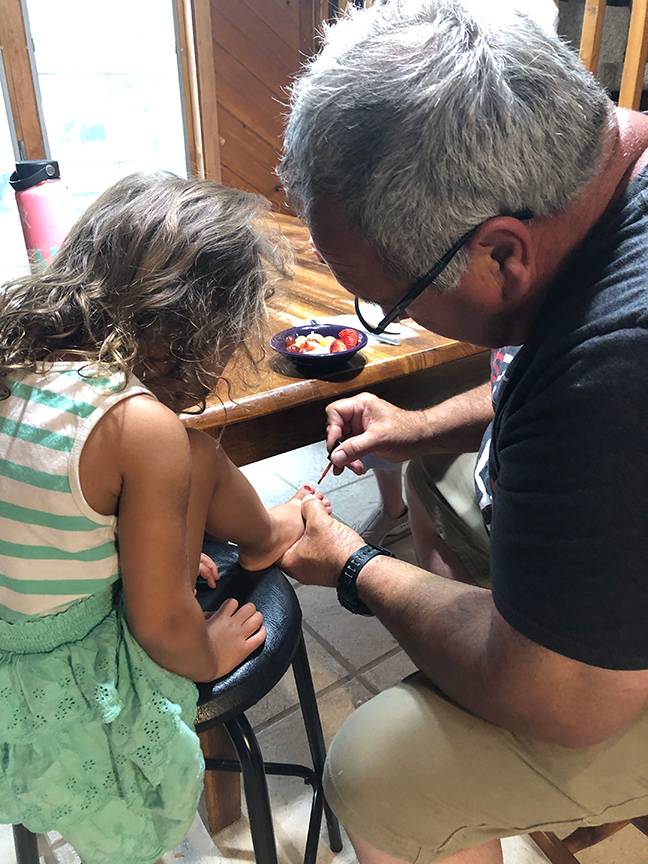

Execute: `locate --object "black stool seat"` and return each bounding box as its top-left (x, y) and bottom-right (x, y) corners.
top-left (196, 540), bottom-right (302, 727)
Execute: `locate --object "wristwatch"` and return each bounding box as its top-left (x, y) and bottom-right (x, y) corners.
top-left (337, 543), bottom-right (396, 616)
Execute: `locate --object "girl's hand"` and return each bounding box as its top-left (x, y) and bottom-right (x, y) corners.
top-left (199, 552), bottom-right (219, 588)
top-left (205, 598), bottom-right (267, 679)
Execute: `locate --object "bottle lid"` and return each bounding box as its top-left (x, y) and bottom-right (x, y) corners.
top-left (9, 160), bottom-right (61, 192)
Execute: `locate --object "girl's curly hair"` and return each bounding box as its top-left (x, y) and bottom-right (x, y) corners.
top-left (0, 171), bottom-right (291, 406)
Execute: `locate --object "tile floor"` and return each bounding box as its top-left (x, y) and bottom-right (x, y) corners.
top-left (1, 440), bottom-right (646, 864)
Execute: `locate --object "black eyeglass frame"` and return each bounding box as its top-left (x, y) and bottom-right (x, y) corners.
top-left (354, 209), bottom-right (534, 335)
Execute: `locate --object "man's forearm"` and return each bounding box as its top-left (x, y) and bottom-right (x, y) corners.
top-left (354, 555), bottom-right (621, 747)
top-left (414, 381), bottom-right (493, 455)
top-left (356, 556), bottom-right (495, 714)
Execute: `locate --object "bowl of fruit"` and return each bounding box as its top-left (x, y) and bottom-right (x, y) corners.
top-left (270, 324), bottom-right (368, 372)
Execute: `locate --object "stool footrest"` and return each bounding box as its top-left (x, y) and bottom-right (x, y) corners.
top-left (204, 756), bottom-right (319, 787)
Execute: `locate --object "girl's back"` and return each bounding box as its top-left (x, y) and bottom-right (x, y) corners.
top-left (0, 363), bottom-right (147, 621)
top-left (0, 364), bottom-right (202, 863)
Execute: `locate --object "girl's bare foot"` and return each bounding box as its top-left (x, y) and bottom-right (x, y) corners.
top-left (238, 485), bottom-right (331, 571)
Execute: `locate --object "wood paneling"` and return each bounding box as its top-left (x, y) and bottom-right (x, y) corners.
top-left (579, 0), bottom-right (607, 75)
top-left (207, 0), bottom-right (327, 211)
top-left (219, 1), bottom-right (299, 74)
top-left (0, 0), bottom-right (45, 159)
top-left (192, 0), bottom-right (222, 180)
top-left (619, 0), bottom-right (648, 109)
top-left (218, 106), bottom-right (284, 201)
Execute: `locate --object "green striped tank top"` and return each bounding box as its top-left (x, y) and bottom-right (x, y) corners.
top-left (0, 362), bottom-right (151, 621)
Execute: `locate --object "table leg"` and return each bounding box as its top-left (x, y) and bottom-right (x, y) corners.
top-left (199, 726), bottom-right (241, 833)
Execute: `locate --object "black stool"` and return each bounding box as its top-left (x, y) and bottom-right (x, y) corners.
top-left (12, 541), bottom-right (343, 864)
top-left (195, 540), bottom-right (342, 864)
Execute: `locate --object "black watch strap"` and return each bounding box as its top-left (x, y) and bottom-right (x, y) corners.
top-left (337, 543), bottom-right (396, 616)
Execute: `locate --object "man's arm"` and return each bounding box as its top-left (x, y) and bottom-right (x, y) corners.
top-left (281, 498), bottom-right (648, 748)
top-left (325, 383), bottom-right (493, 475)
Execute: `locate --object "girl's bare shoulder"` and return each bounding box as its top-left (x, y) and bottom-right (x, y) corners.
top-left (82, 394), bottom-right (192, 507)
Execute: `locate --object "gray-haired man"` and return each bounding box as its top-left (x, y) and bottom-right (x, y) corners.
top-left (279, 1), bottom-right (648, 863)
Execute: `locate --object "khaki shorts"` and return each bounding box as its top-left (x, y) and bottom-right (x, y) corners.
top-left (323, 453), bottom-right (648, 861)
top-left (324, 676), bottom-right (648, 863)
top-left (406, 452), bottom-right (491, 587)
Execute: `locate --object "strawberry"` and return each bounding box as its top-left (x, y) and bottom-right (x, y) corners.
top-left (338, 328), bottom-right (360, 349)
top-left (330, 339), bottom-right (347, 353)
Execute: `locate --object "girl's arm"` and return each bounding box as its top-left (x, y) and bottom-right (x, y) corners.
top-left (190, 430), bottom-right (316, 571)
top-left (81, 396), bottom-right (265, 682)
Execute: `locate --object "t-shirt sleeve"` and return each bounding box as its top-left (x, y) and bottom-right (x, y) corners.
top-left (489, 329), bottom-right (648, 670)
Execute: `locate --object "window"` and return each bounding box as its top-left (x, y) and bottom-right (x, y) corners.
top-left (1, 0), bottom-right (188, 283)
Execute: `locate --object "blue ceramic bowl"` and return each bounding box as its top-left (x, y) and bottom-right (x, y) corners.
top-left (270, 324), bottom-right (368, 373)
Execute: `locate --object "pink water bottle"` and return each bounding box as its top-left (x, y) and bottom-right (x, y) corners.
top-left (9, 160), bottom-right (75, 271)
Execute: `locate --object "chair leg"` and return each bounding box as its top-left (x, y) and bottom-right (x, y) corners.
top-left (224, 715), bottom-right (279, 864)
top-left (292, 632), bottom-right (344, 855)
top-left (12, 824), bottom-right (39, 864)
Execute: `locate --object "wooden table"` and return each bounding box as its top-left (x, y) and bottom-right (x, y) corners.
top-left (184, 213), bottom-right (489, 465)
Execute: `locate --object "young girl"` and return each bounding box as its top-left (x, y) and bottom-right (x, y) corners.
top-left (0, 171), bottom-right (325, 864)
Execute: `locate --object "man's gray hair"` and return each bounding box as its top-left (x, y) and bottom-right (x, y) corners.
top-left (280, 0), bottom-right (610, 290)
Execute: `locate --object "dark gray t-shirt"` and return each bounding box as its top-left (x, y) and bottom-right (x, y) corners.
top-left (486, 167), bottom-right (648, 670)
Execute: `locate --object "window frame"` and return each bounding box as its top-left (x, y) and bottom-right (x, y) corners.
top-left (0, 0), bottom-right (219, 176)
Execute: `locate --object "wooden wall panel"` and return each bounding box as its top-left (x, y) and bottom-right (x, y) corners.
top-left (579, 0), bottom-right (607, 75)
top-left (218, 105), bottom-right (284, 202)
top-left (210, 0), bottom-right (326, 211)
top-left (0, 0), bottom-right (46, 159)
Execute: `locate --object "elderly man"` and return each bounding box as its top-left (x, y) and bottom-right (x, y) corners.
top-left (278, 1), bottom-right (648, 863)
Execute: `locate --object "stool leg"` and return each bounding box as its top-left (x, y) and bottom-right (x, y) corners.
top-left (225, 715), bottom-right (279, 864)
top-left (12, 825), bottom-right (39, 864)
top-left (292, 633), bottom-right (344, 854)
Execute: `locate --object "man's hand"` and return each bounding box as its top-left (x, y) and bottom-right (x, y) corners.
top-left (280, 495), bottom-right (365, 586)
top-left (326, 392), bottom-right (428, 475)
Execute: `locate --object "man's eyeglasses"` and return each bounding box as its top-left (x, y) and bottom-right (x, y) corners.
top-left (354, 209), bottom-right (534, 335)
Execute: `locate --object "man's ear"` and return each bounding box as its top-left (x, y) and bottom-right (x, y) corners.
top-left (472, 216), bottom-right (535, 302)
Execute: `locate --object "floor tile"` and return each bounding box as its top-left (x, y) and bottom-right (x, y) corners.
top-left (261, 440), bottom-right (365, 494)
top-left (246, 630), bottom-right (348, 729)
top-left (325, 475), bottom-right (380, 528)
top-left (257, 676), bottom-right (373, 761)
top-left (210, 795), bottom-right (357, 864)
top-left (161, 813), bottom-right (221, 863)
top-left (253, 678), bottom-right (374, 818)
top-left (295, 584), bottom-right (399, 670)
top-left (0, 824), bottom-right (16, 864)
top-left (359, 649), bottom-right (418, 694)
top-left (502, 835), bottom-right (551, 864)
top-left (240, 461), bottom-right (300, 507)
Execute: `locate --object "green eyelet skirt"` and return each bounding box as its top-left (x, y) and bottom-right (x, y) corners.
top-left (0, 583), bottom-right (204, 864)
